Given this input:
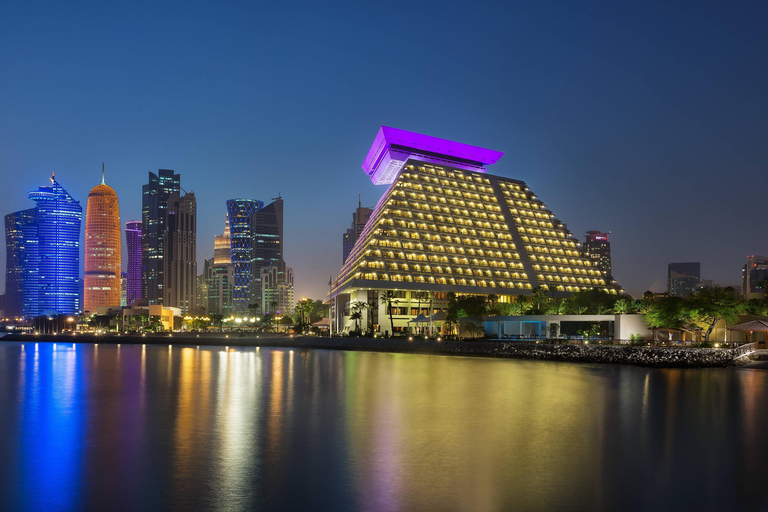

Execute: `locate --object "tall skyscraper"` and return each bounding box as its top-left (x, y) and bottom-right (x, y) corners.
top-left (342, 197), bottom-right (373, 264)
top-left (330, 127), bottom-right (621, 334)
top-left (84, 166), bottom-right (122, 312)
top-left (163, 191), bottom-right (197, 314)
top-left (125, 220), bottom-right (143, 306)
top-left (667, 262), bottom-right (700, 297)
top-left (742, 255), bottom-right (768, 297)
top-left (583, 231), bottom-right (612, 278)
top-left (251, 197), bottom-right (284, 314)
top-left (20, 173), bottom-right (83, 317)
top-left (226, 199), bottom-right (263, 316)
top-left (4, 208), bottom-right (35, 319)
top-left (142, 169), bottom-right (180, 304)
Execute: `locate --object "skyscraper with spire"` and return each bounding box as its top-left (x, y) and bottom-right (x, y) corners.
top-left (18, 172), bottom-right (83, 317)
top-left (342, 194), bottom-right (373, 264)
top-left (84, 165), bottom-right (122, 312)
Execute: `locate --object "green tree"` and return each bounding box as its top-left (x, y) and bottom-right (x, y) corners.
top-left (209, 313), bottom-right (223, 330)
top-left (690, 287), bottom-right (745, 342)
top-left (445, 291), bottom-right (459, 335)
top-left (568, 288), bottom-right (617, 314)
top-left (612, 298), bottom-right (633, 314)
top-left (643, 297), bottom-right (696, 340)
top-left (545, 299), bottom-right (567, 315)
top-left (456, 295), bottom-right (487, 317)
top-left (295, 299), bottom-right (315, 333)
top-left (530, 286), bottom-right (548, 314)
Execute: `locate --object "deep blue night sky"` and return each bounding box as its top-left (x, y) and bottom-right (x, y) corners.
top-left (1, 0), bottom-right (766, 299)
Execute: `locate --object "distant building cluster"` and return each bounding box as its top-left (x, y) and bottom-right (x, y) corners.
top-left (3, 166), bottom-right (295, 325)
top-left (198, 196), bottom-right (294, 319)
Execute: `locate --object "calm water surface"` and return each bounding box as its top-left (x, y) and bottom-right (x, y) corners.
top-left (1, 341), bottom-right (767, 511)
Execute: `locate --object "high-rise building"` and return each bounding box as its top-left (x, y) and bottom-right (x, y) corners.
top-left (261, 260), bottom-right (294, 315)
top-left (204, 257), bottom-right (234, 317)
top-left (125, 220), bottom-right (143, 306)
top-left (121, 272), bottom-right (128, 307)
top-left (743, 255), bottom-right (768, 298)
top-left (251, 197), bottom-right (284, 314)
top-left (226, 199), bottom-right (263, 316)
top-left (342, 198), bottom-right (373, 264)
top-left (21, 173), bottom-right (83, 317)
top-left (163, 191), bottom-right (197, 314)
top-left (583, 231), bottom-right (612, 278)
top-left (4, 208), bottom-right (35, 319)
top-left (667, 262), bottom-right (701, 297)
top-left (329, 127), bottom-right (621, 334)
top-left (214, 217), bottom-right (231, 265)
top-left (142, 169), bottom-right (180, 304)
top-left (84, 166), bottom-right (122, 313)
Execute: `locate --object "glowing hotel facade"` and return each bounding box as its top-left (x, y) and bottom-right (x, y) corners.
top-left (329, 127), bottom-right (621, 334)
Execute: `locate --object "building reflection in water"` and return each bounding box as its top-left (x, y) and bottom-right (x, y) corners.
top-left (2, 342), bottom-right (768, 510)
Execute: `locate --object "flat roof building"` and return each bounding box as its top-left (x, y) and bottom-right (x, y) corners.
top-left (743, 255), bottom-right (768, 299)
top-left (668, 262), bottom-right (700, 297)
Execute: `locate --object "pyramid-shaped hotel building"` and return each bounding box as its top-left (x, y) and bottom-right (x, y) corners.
top-left (329, 127), bottom-right (621, 334)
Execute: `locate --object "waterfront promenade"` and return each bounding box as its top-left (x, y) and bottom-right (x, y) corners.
top-left (1, 332), bottom-right (754, 368)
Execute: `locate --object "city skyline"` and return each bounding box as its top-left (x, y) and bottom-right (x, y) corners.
top-left (1, 1), bottom-right (766, 301)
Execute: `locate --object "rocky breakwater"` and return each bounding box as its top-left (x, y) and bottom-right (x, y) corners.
top-left (0, 333), bottom-right (749, 368)
top-left (277, 338), bottom-right (747, 368)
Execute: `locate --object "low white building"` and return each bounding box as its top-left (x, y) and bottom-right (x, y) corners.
top-left (482, 314), bottom-right (652, 340)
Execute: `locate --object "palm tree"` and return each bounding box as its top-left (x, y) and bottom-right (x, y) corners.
top-left (366, 298), bottom-right (377, 333)
top-left (350, 310), bottom-right (362, 333)
top-left (594, 304), bottom-right (611, 315)
top-left (380, 290), bottom-right (399, 337)
top-left (531, 286), bottom-right (548, 314)
top-left (612, 298), bottom-right (632, 314)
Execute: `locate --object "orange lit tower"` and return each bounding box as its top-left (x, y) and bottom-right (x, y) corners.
top-left (84, 164), bottom-right (122, 312)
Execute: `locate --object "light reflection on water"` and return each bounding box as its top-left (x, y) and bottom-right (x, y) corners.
top-left (1, 341), bottom-right (768, 511)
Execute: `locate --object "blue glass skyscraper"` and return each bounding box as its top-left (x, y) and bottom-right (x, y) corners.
top-left (20, 173), bottom-right (83, 317)
top-left (226, 199), bottom-right (263, 316)
top-left (4, 208), bottom-right (36, 319)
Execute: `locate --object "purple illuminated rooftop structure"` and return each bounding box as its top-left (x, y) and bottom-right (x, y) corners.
top-left (362, 126), bottom-right (504, 185)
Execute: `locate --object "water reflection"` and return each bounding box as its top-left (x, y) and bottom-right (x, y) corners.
top-left (1, 342), bottom-right (768, 510)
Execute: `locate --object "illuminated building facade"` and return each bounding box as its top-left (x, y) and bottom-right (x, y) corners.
top-left (84, 168), bottom-right (122, 313)
top-left (329, 127), bottom-right (621, 334)
top-left (214, 217), bottom-right (231, 265)
top-left (204, 256), bottom-right (234, 316)
top-left (342, 196), bottom-right (373, 264)
top-left (22, 173), bottom-right (83, 317)
top-left (142, 169), bottom-right (180, 304)
top-left (583, 231), bottom-right (612, 278)
top-left (125, 220), bottom-right (143, 306)
top-left (667, 262), bottom-right (700, 297)
top-left (4, 208), bottom-right (35, 319)
top-left (743, 255), bottom-right (768, 298)
top-left (163, 191), bottom-right (197, 314)
top-left (260, 261), bottom-right (294, 315)
top-left (227, 199), bottom-right (263, 316)
top-left (251, 197), bottom-right (284, 315)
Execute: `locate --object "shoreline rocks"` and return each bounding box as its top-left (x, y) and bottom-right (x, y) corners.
top-left (0, 333), bottom-right (750, 368)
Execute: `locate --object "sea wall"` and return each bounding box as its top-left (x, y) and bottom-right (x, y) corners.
top-left (0, 333), bottom-right (749, 368)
